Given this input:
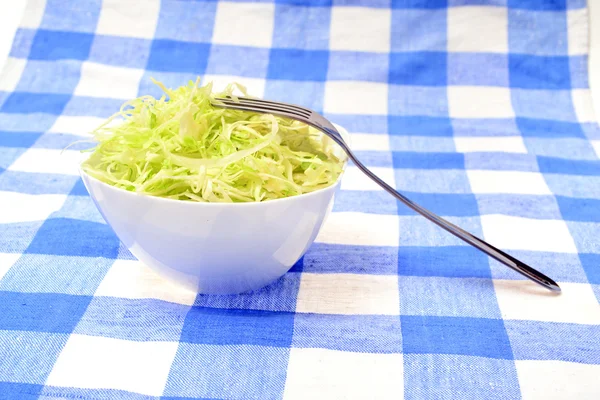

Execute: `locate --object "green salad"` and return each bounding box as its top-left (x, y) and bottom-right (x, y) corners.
top-left (81, 78), bottom-right (345, 203)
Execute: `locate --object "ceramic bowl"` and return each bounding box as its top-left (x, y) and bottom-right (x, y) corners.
top-left (80, 124), bottom-right (349, 294)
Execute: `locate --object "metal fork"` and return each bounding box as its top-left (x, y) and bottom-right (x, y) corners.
top-left (212, 96), bottom-right (561, 293)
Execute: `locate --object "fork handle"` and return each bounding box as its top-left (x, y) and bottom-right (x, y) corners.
top-left (338, 144), bottom-right (561, 292)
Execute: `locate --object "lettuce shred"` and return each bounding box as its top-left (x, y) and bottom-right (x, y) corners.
top-left (81, 78), bottom-right (345, 203)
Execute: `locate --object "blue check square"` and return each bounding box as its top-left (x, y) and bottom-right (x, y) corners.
top-left (566, 221), bottom-right (600, 253)
top-left (0, 148), bottom-right (26, 170)
top-left (206, 45), bottom-right (269, 78)
top-left (508, 0), bottom-right (566, 10)
top-left (395, 192), bottom-right (479, 217)
top-left (509, 54), bottom-right (571, 89)
top-left (452, 118), bottom-right (520, 137)
top-left (333, 190), bottom-right (400, 215)
top-left (391, 8), bottom-right (446, 51)
top-left (516, 117), bottom-right (585, 138)
top-left (1, 93), bottom-right (71, 115)
top-left (0, 254), bottom-right (113, 295)
top-left (0, 131), bottom-right (41, 148)
top-left (538, 156), bottom-right (600, 176)
top-left (147, 40), bottom-right (210, 73)
top-left (155, 0), bottom-right (217, 43)
top-left (398, 246), bottom-right (491, 278)
top-left (0, 331), bottom-right (69, 384)
top-left (401, 315), bottom-right (514, 359)
top-left (465, 152), bottom-right (538, 172)
top-left (475, 194), bottom-right (562, 220)
top-left (508, 8), bottom-right (568, 55)
top-left (63, 96), bottom-right (125, 118)
top-left (523, 137), bottom-right (598, 160)
top-left (512, 89), bottom-right (577, 122)
top-left (303, 243), bottom-right (399, 275)
top-left (399, 276), bottom-right (502, 318)
top-left (448, 53), bottom-right (509, 86)
top-left (488, 251), bottom-right (588, 283)
top-left (29, 30), bottom-right (93, 61)
top-left (392, 0), bottom-right (448, 8)
top-left (89, 36), bottom-right (152, 69)
top-left (193, 272), bottom-right (301, 312)
top-left (389, 52), bottom-right (447, 86)
top-left (328, 51), bottom-right (389, 82)
top-left (40, 0), bottom-right (102, 33)
top-left (388, 85), bottom-right (449, 117)
top-left (0, 113), bottom-right (57, 132)
top-left (0, 291), bottom-right (92, 333)
top-left (8, 29), bottom-right (35, 59)
top-left (327, 114), bottom-right (387, 133)
top-left (16, 60), bottom-right (82, 94)
top-left (449, 0), bottom-right (506, 5)
top-left (0, 382), bottom-right (44, 399)
top-left (273, 4), bottom-right (331, 49)
top-left (74, 297), bottom-right (190, 341)
top-left (268, 49), bottom-right (329, 81)
top-left (389, 116), bottom-right (453, 136)
top-left (179, 307), bottom-right (295, 347)
top-left (25, 218), bottom-right (120, 259)
top-left (0, 171), bottom-right (79, 195)
top-left (505, 320), bottom-right (600, 363)
top-left (580, 253), bottom-right (600, 284)
top-left (163, 343), bottom-right (289, 399)
top-left (569, 55), bottom-right (588, 88)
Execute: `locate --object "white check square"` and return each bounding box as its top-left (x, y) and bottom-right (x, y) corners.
top-left (0, 253), bottom-right (21, 281)
top-left (448, 86), bottom-right (514, 118)
top-left (349, 133), bottom-right (390, 151)
top-left (329, 7), bottom-right (391, 53)
top-left (212, 2), bottom-right (275, 48)
top-left (341, 166), bottom-right (396, 191)
top-left (47, 334), bottom-right (178, 396)
top-left (0, 191), bottom-right (67, 224)
top-left (324, 81), bottom-right (388, 115)
top-left (454, 136), bottom-right (527, 154)
top-left (592, 141), bottom-right (600, 158)
top-left (74, 62), bottom-right (144, 100)
top-left (96, 0), bottom-right (160, 39)
top-left (494, 280), bottom-right (600, 324)
top-left (467, 170), bottom-right (551, 195)
top-left (95, 260), bottom-right (197, 306)
top-left (316, 212), bottom-right (399, 247)
top-left (481, 214), bottom-right (578, 254)
top-left (296, 273), bottom-right (400, 315)
top-left (284, 348), bottom-right (403, 400)
top-left (49, 116), bottom-right (107, 136)
top-left (19, 0), bottom-right (46, 29)
top-left (567, 8), bottom-right (588, 56)
top-left (448, 6), bottom-right (508, 53)
top-left (516, 360), bottom-right (600, 399)
top-left (8, 149), bottom-right (81, 176)
top-left (571, 89), bottom-right (597, 123)
top-left (0, 57), bottom-right (26, 92)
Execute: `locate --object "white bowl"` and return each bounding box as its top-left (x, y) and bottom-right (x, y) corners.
top-left (80, 124), bottom-right (349, 295)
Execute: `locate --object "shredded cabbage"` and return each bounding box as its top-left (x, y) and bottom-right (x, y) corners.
top-left (80, 78), bottom-right (345, 203)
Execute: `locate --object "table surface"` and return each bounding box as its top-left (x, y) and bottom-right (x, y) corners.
top-left (1, 2), bottom-right (599, 399)
top-left (1, 0), bottom-right (599, 117)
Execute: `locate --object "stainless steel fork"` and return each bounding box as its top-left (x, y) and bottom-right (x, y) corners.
top-left (212, 96), bottom-right (561, 293)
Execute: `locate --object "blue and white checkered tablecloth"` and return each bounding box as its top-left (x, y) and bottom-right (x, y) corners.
top-left (1, 0), bottom-right (599, 399)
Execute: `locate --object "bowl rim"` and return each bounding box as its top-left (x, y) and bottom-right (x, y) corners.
top-left (79, 123), bottom-right (351, 208)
